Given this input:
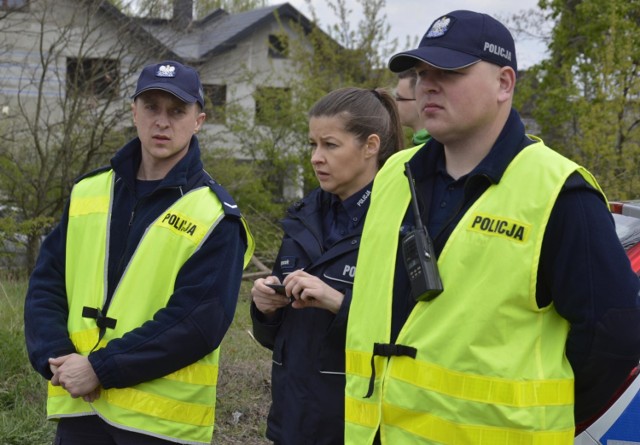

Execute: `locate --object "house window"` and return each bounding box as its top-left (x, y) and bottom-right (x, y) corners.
top-left (66, 58), bottom-right (119, 101)
top-left (0, 0), bottom-right (28, 10)
top-left (203, 84), bottom-right (226, 124)
top-left (268, 34), bottom-right (288, 59)
top-left (255, 86), bottom-right (291, 126)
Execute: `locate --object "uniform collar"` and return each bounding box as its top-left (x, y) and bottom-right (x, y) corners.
top-left (110, 135), bottom-right (204, 192)
top-left (410, 108), bottom-right (533, 186)
top-left (328, 182), bottom-right (373, 227)
top-left (285, 182), bottom-right (374, 240)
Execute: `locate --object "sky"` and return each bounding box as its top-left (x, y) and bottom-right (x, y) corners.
top-left (280, 0), bottom-right (550, 69)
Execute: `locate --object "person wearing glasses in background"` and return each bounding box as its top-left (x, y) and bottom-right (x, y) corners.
top-left (395, 69), bottom-right (430, 147)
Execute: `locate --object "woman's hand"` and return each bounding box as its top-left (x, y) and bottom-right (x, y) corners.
top-left (283, 270), bottom-right (344, 314)
top-left (251, 276), bottom-right (291, 316)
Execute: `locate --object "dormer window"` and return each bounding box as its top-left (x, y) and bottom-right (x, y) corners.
top-left (268, 34), bottom-right (288, 59)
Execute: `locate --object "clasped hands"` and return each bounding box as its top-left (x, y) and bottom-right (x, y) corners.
top-left (49, 353), bottom-right (101, 402)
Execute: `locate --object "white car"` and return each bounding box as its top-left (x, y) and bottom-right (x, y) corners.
top-left (574, 201), bottom-right (640, 444)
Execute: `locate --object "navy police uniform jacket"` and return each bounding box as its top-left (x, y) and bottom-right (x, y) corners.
top-left (251, 186), bottom-right (371, 445)
top-left (25, 136), bottom-right (248, 390)
top-left (391, 109), bottom-right (640, 426)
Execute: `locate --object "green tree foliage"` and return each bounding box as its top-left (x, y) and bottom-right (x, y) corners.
top-left (0, 1), bottom-right (149, 272)
top-left (515, 0), bottom-right (640, 200)
top-left (201, 145), bottom-right (286, 269)
top-left (290, 0), bottom-right (398, 106)
top-left (203, 0), bottom-right (400, 263)
top-left (281, 0), bottom-right (397, 189)
top-left (197, 65), bottom-right (310, 262)
top-left (269, 0), bottom-right (398, 185)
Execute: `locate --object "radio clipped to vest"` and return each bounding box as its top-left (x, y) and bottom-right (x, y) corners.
top-left (401, 163), bottom-right (444, 301)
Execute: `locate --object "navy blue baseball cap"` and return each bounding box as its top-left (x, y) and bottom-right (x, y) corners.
top-left (132, 60), bottom-right (205, 108)
top-left (389, 10), bottom-right (517, 74)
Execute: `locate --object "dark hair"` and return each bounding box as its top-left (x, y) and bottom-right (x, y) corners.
top-left (308, 87), bottom-right (403, 168)
top-left (397, 68), bottom-right (417, 89)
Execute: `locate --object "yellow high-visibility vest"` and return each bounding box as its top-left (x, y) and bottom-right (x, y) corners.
top-left (346, 141), bottom-right (605, 444)
top-left (48, 169), bottom-right (254, 444)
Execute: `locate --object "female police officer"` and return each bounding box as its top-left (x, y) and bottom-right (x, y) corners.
top-left (250, 87), bottom-right (403, 445)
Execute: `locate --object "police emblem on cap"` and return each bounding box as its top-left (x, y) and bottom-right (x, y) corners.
top-left (426, 16), bottom-right (451, 38)
top-left (156, 64), bottom-right (176, 78)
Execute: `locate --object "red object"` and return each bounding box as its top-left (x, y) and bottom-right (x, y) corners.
top-left (574, 366), bottom-right (640, 435)
top-left (610, 202), bottom-right (624, 214)
top-left (626, 243), bottom-right (640, 275)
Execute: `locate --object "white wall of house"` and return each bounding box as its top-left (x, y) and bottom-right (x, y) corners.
top-left (199, 17), bottom-right (306, 146)
top-left (0, 0), bottom-right (154, 126)
top-left (0, 1), bottom-right (311, 199)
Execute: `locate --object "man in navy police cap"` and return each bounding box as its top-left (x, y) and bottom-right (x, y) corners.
top-left (344, 10), bottom-right (640, 444)
top-left (25, 60), bottom-right (253, 444)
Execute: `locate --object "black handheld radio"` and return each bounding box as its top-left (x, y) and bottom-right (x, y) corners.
top-left (401, 162), bottom-right (444, 301)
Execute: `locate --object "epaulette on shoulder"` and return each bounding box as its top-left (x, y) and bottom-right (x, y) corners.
top-left (206, 179), bottom-right (241, 218)
top-left (73, 166), bottom-right (111, 184)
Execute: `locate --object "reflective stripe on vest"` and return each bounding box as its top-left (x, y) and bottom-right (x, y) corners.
top-left (345, 141), bottom-right (605, 445)
top-left (48, 170), bottom-right (254, 445)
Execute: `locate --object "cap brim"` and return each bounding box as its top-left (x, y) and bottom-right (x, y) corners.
top-left (132, 84), bottom-right (198, 104)
top-left (389, 47), bottom-right (480, 72)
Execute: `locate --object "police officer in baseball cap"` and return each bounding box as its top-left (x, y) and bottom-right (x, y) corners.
top-left (344, 10), bottom-right (640, 445)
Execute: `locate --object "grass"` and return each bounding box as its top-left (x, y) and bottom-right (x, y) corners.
top-left (214, 283), bottom-right (272, 445)
top-left (0, 278), bottom-right (53, 445)
top-left (0, 278), bottom-right (272, 445)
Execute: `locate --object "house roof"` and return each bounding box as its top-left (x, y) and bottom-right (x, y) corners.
top-left (110, 2), bottom-right (313, 63)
